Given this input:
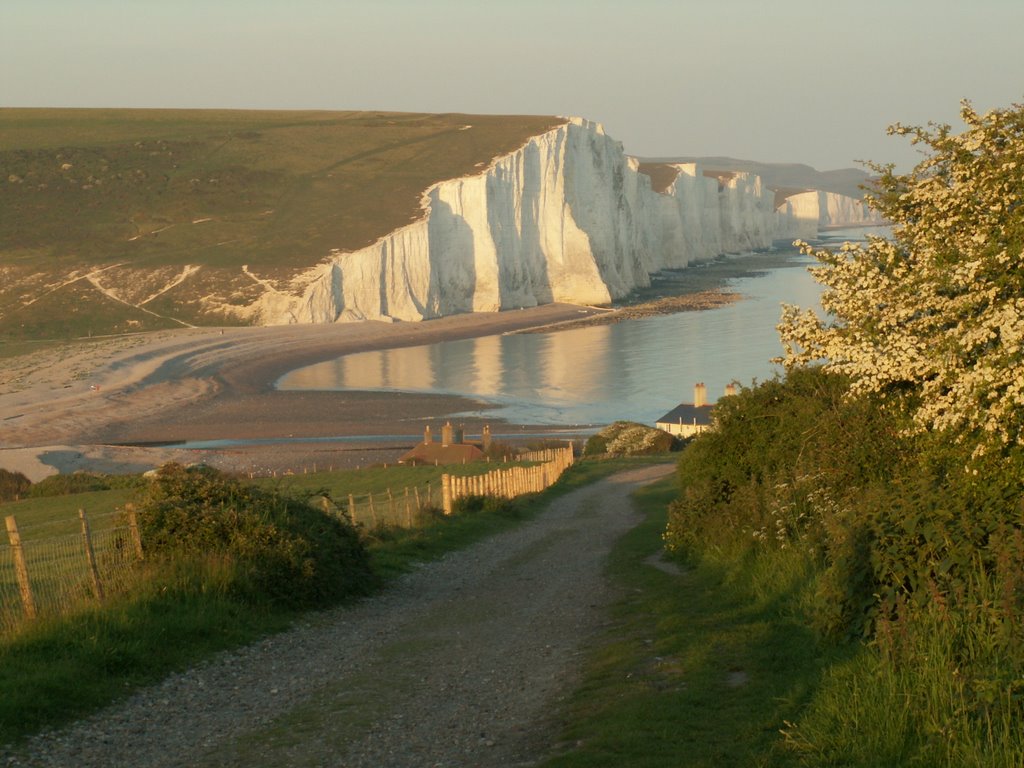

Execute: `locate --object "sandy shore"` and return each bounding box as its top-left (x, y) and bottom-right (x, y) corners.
top-left (0, 304), bottom-right (607, 481)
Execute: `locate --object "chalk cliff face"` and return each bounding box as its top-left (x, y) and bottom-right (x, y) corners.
top-left (776, 189), bottom-right (885, 239)
top-left (257, 119), bottom-right (872, 325)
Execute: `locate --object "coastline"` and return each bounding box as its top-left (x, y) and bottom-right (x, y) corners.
top-left (0, 303), bottom-right (608, 481)
top-left (0, 243), bottom-right (814, 482)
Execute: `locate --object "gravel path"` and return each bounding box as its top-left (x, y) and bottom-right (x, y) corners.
top-left (3, 464), bottom-right (674, 768)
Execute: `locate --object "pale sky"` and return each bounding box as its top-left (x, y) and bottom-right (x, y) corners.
top-left (3, 0), bottom-right (1022, 171)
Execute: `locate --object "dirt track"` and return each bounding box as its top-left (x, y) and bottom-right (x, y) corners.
top-left (3, 464), bottom-right (675, 768)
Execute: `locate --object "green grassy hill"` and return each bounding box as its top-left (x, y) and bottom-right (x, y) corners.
top-left (0, 109), bottom-right (563, 339)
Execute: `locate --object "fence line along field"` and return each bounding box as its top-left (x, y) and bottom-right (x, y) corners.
top-left (0, 446), bottom-right (574, 635)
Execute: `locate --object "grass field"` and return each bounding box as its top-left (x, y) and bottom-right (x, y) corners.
top-left (0, 108), bottom-right (563, 339)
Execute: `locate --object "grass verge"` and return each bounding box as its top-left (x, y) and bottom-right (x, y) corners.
top-left (541, 473), bottom-right (842, 768)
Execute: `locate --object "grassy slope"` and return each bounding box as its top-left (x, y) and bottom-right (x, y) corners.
top-left (0, 109), bottom-right (563, 338)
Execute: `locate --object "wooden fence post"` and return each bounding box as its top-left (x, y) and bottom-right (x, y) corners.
top-left (5, 515), bottom-right (37, 620)
top-left (348, 494), bottom-right (357, 526)
top-left (79, 509), bottom-right (105, 602)
top-left (442, 474), bottom-right (453, 515)
top-left (125, 503), bottom-right (144, 561)
top-left (368, 493), bottom-right (377, 527)
top-left (404, 488), bottom-right (412, 527)
top-left (387, 488), bottom-right (395, 521)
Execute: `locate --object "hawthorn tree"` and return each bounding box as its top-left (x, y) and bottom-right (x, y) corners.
top-left (777, 101), bottom-right (1024, 452)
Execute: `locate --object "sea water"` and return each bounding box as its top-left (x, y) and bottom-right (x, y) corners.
top-left (277, 229), bottom-right (881, 427)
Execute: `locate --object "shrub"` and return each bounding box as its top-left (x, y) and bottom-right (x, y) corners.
top-left (584, 421), bottom-right (676, 457)
top-left (131, 464), bottom-right (374, 607)
top-left (29, 473), bottom-right (105, 497)
top-left (0, 468), bottom-right (31, 501)
top-left (665, 366), bottom-right (907, 636)
top-left (452, 494), bottom-right (516, 516)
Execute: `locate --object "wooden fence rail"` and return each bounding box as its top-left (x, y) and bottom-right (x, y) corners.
top-left (441, 445), bottom-right (574, 514)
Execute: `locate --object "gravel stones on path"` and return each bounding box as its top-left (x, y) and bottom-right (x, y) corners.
top-left (2, 464), bottom-right (674, 768)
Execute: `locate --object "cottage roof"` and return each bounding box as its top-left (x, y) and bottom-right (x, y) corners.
top-left (656, 403), bottom-right (714, 426)
top-left (399, 442), bottom-right (484, 466)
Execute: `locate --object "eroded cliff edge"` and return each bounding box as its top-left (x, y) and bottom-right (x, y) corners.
top-left (247, 118), bottom-right (879, 325)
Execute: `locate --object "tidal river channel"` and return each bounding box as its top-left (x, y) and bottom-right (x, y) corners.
top-left (277, 230), bottom-right (877, 427)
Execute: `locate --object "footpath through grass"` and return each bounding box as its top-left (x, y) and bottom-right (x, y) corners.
top-left (0, 456), bottom-right (658, 747)
top-left (542, 473), bottom-right (840, 768)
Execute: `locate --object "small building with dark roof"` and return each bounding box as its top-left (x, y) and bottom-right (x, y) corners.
top-left (399, 422), bottom-right (487, 465)
top-left (656, 382), bottom-right (734, 438)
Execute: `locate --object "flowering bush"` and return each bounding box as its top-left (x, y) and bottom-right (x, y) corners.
top-left (584, 421), bottom-right (676, 456)
top-left (778, 102), bottom-right (1024, 452)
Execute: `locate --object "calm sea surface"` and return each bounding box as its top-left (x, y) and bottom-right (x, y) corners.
top-left (278, 230), bottom-right (878, 427)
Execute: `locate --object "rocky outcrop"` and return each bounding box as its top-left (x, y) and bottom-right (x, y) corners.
top-left (255, 119), bottom-right (871, 325)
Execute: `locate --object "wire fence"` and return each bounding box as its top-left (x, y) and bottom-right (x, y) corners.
top-left (340, 482), bottom-right (442, 529)
top-left (1, 509), bottom-right (142, 636)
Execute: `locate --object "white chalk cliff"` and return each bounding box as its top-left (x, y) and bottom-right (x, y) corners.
top-left (776, 189), bottom-right (885, 239)
top-left (252, 119), bottom-right (877, 325)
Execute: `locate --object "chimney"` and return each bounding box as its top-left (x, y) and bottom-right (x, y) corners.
top-left (454, 424), bottom-right (465, 445)
top-left (441, 421), bottom-right (453, 447)
top-left (724, 383), bottom-right (736, 397)
top-left (482, 424), bottom-right (492, 452)
top-left (694, 382), bottom-right (707, 408)
top-left (424, 425), bottom-right (433, 445)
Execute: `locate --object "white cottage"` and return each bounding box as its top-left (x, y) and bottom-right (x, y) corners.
top-left (656, 382), bottom-right (735, 438)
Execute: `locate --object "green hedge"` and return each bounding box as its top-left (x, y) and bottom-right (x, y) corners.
top-left (133, 464), bottom-right (374, 607)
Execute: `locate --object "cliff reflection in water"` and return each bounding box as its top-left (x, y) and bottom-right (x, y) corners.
top-left (277, 254), bottom-right (826, 426)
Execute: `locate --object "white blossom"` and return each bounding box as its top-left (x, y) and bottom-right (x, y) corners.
top-left (777, 101), bottom-right (1024, 450)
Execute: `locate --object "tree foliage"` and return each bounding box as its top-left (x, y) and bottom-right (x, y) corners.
top-left (778, 102), bottom-right (1024, 452)
top-left (0, 468), bottom-right (31, 502)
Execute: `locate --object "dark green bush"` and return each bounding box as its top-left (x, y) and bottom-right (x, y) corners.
top-left (29, 473), bottom-right (104, 497)
top-left (666, 365), bottom-right (1024, 644)
top-left (665, 366), bottom-right (908, 636)
top-left (582, 434), bottom-right (608, 457)
top-left (452, 494), bottom-right (517, 516)
top-left (0, 468), bottom-right (31, 501)
top-left (131, 464), bottom-right (374, 607)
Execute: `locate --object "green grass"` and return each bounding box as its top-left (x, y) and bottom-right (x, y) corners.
top-left (0, 108), bottom-right (564, 338)
top-left (542, 473), bottom-right (839, 768)
top-left (0, 579), bottom-right (296, 745)
top-left (0, 456), bottom-right (660, 747)
top-left (1, 489), bottom-right (133, 536)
